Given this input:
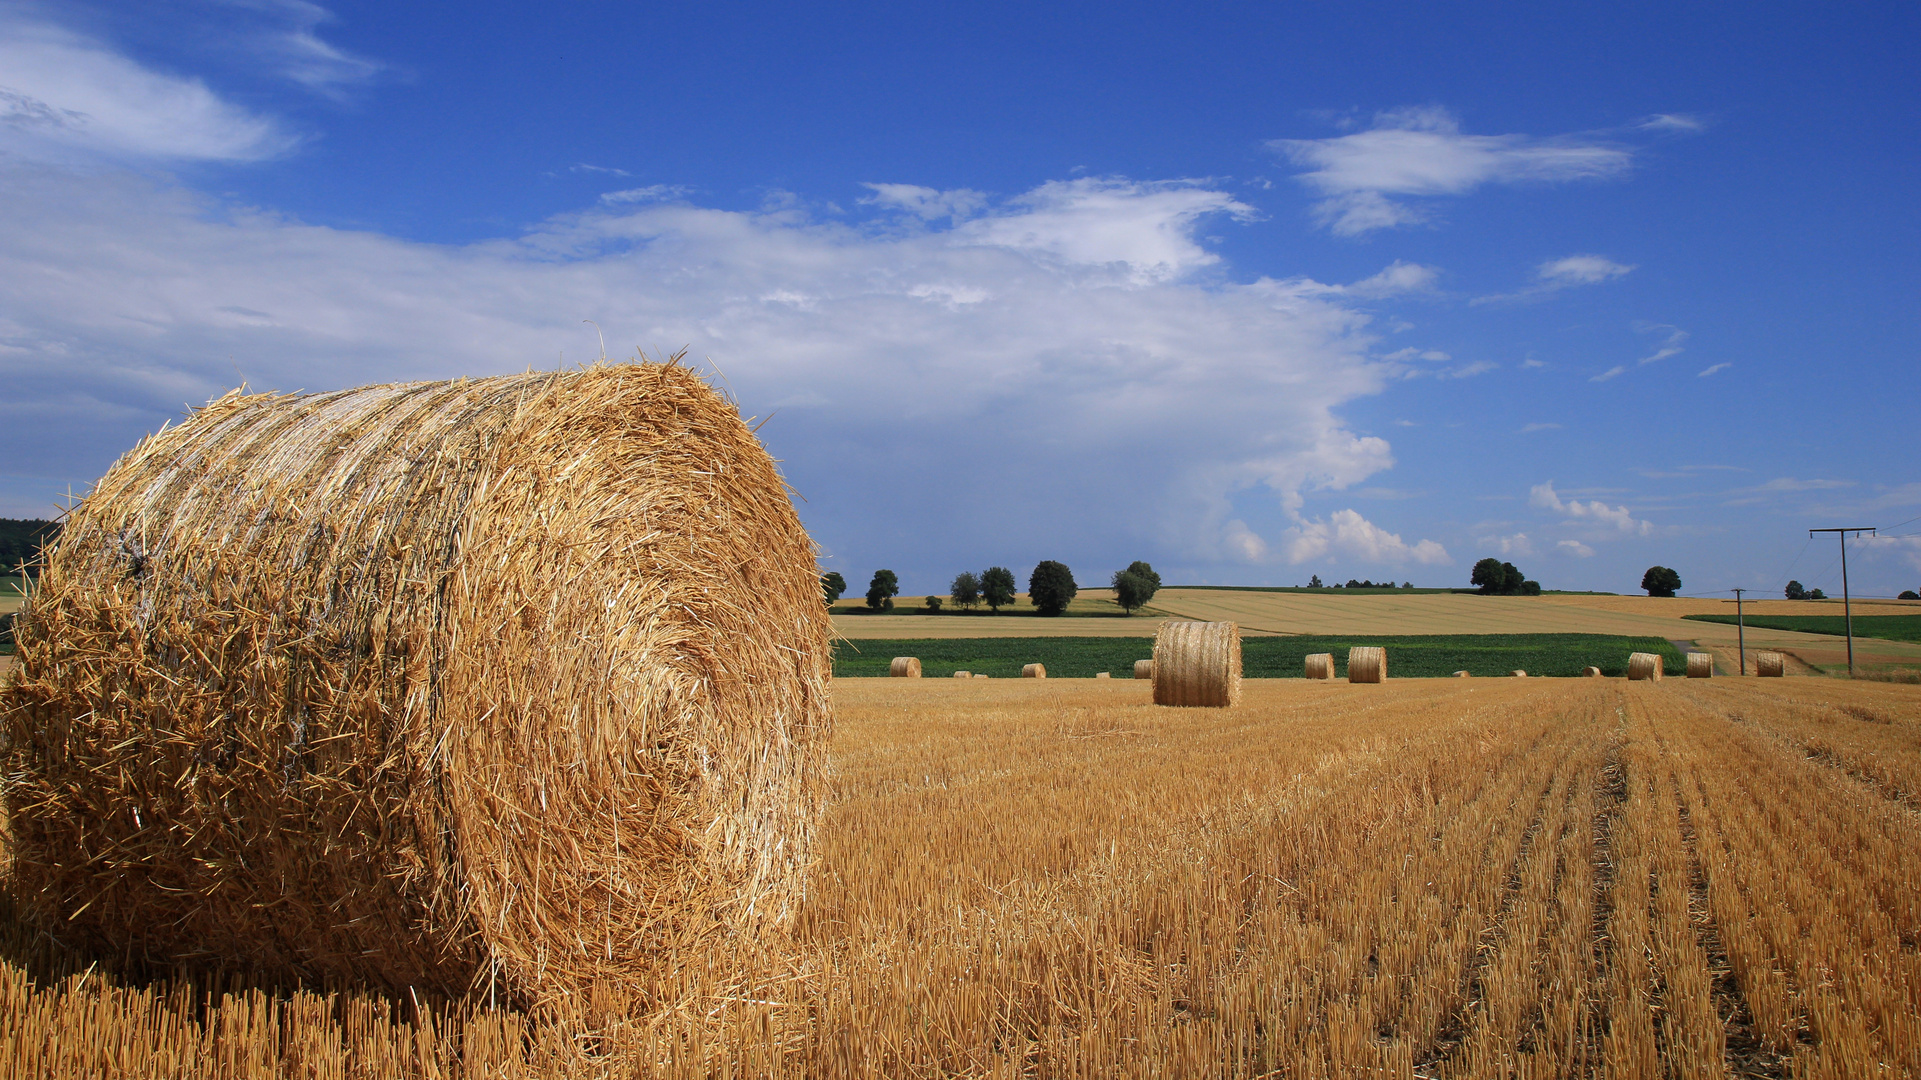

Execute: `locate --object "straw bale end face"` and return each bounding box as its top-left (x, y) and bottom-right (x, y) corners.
top-left (1152, 621), bottom-right (1240, 707)
top-left (953, 670), bottom-right (972, 679)
top-left (1, 364), bottom-right (833, 1009)
top-left (1132, 659), bottom-right (1154, 680)
top-left (1021, 663), bottom-right (1046, 679)
top-left (1510, 670), bottom-right (1527, 678)
top-left (1094, 671), bottom-right (1111, 679)
top-left (890, 656), bottom-right (923, 678)
top-left (1582, 666), bottom-right (1603, 678)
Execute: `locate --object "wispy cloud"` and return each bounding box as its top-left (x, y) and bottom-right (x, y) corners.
top-left (1698, 362), bottom-right (1731, 377)
top-left (573, 164), bottom-right (632, 177)
top-left (1638, 114), bottom-right (1705, 132)
top-left (1270, 106), bottom-right (1634, 236)
top-left (1283, 260), bottom-right (1441, 300)
top-left (860, 182), bottom-right (989, 221)
top-left (1473, 254), bottom-right (1634, 305)
top-left (1637, 323), bottom-right (1688, 365)
top-left (600, 184), bottom-right (693, 204)
top-left (1284, 509), bottom-right (1451, 566)
top-left (221, 0), bottom-right (384, 98)
top-left (1590, 365), bottom-right (1626, 383)
top-left (1519, 422), bottom-right (1562, 433)
top-left (1557, 539), bottom-right (1596, 557)
top-left (1530, 481), bottom-right (1653, 536)
top-left (0, 14), bottom-right (295, 163)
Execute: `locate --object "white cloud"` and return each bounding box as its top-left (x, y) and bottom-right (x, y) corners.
top-left (0, 15), bottom-right (295, 163)
top-left (0, 164), bottom-right (1398, 574)
top-left (1521, 357), bottom-right (1547, 369)
top-left (1697, 362), bottom-right (1731, 377)
top-left (1472, 254), bottom-right (1634, 305)
top-left (1519, 422), bottom-right (1561, 433)
top-left (225, 0), bottom-right (383, 97)
top-left (1439, 360), bottom-right (1497, 379)
top-left (1637, 324), bottom-right (1688, 365)
top-left (1529, 481), bottom-right (1653, 536)
top-left (1271, 261), bottom-right (1442, 301)
top-left (600, 184), bottom-right (693, 205)
top-left (1858, 534), bottom-right (1921, 573)
top-left (1590, 365), bottom-right (1626, 383)
top-left (1271, 106), bottom-right (1633, 235)
top-left (1557, 539), bottom-right (1596, 557)
top-left (1751, 477), bottom-right (1855, 493)
top-left (861, 183), bottom-right (989, 221)
top-left (1283, 509), bottom-right (1451, 566)
top-left (1480, 532), bottom-right (1534, 558)
top-left (1638, 114), bottom-right (1704, 132)
top-left (1222, 520), bottom-right (1270, 562)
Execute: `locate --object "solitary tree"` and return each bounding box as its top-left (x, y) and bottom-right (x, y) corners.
top-left (950, 570), bottom-right (982, 611)
top-left (1641, 566), bottom-right (1681, 598)
top-left (821, 571), bottom-right (847, 605)
top-left (1308, 574), bottom-right (1323, 588)
top-left (1901, 589), bottom-right (1920, 601)
top-left (922, 594), bottom-right (943, 613)
top-left (1784, 580), bottom-right (1807, 600)
top-left (865, 569), bottom-right (899, 611)
top-left (981, 566), bottom-right (1017, 613)
top-left (1029, 560), bottom-right (1079, 616)
top-left (1809, 588), bottom-right (1827, 600)
top-left (1111, 560), bottom-right (1162, 614)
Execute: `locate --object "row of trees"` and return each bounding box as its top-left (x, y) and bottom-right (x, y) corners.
top-left (1305, 576), bottom-right (1413, 589)
top-left (1470, 558), bottom-right (1542, 596)
top-left (820, 560), bottom-right (1162, 617)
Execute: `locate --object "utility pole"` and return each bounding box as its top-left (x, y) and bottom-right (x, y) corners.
top-left (1809, 527), bottom-right (1876, 676)
top-left (1732, 588), bottom-right (1746, 675)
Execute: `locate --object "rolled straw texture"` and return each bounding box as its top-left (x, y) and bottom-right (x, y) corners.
top-left (1303, 653), bottom-right (1334, 681)
top-left (1582, 666), bottom-right (1603, 678)
top-left (1347, 646), bottom-right (1386, 684)
top-left (889, 657), bottom-right (922, 678)
top-left (1627, 652), bottom-right (1664, 681)
top-left (1132, 660), bottom-right (1154, 680)
top-left (1, 364), bottom-right (833, 1008)
top-left (1021, 663), bottom-right (1046, 679)
top-left (1152, 621), bottom-right (1241, 707)
top-left (1686, 652), bottom-right (1713, 679)
top-left (1756, 652), bottom-right (1785, 678)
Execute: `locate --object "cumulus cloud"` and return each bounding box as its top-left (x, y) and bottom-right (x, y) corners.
top-left (1529, 481), bottom-right (1654, 536)
top-left (0, 15), bottom-right (295, 163)
top-left (1479, 532), bottom-right (1534, 557)
top-left (1557, 539), bottom-right (1596, 557)
top-left (0, 163), bottom-right (1401, 581)
top-left (1270, 106), bottom-right (1634, 236)
top-left (1283, 509), bottom-right (1451, 566)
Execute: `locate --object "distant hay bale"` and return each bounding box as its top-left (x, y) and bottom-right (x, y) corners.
top-left (1628, 652), bottom-right (1664, 681)
top-left (1022, 663), bottom-right (1046, 679)
top-left (1094, 671), bottom-right (1111, 679)
top-left (1347, 646), bottom-right (1386, 684)
top-left (1133, 659), bottom-right (1155, 680)
top-left (1582, 666), bottom-right (1603, 678)
top-left (1303, 653), bottom-right (1335, 680)
top-left (974, 673), bottom-right (990, 679)
top-left (890, 656), bottom-right (923, 678)
top-left (1152, 621), bottom-right (1241, 707)
top-left (953, 670), bottom-right (972, 679)
top-left (0, 364), bottom-right (833, 1009)
top-left (1511, 670), bottom-right (1528, 678)
top-left (1686, 652), bottom-right (1714, 679)
top-left (1453, 670), bottom-right (1471, 678)
top-left (1756, 652), bottom-right (1785, 678)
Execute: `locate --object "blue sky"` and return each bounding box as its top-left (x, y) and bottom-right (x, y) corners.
top-left (2, 0), bottom-right (1918, 596)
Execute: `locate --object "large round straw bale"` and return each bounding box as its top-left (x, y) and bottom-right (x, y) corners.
top-left (1685, 652), bottom-right (1713, 679)
top-left (953, 670), bottom-right (972, 679)
top-left (973, 673), bottom-right (990, 679)
top-left (1452, 670), bottom-right (1471, 678)
top-left (1347, 646), bottom-right (1386, 684)
top-left (1755, 652), bottom-right (1785, 677)
top-left (1511, 670), bottom-right (1527, 678)
top-left (1582, 666), bottom-right (1603, 678)
top-left (1152, 621), bottom-right (1241, 707)
top-left (1303, 653), bottom-right (1334, 680)
top-left (1094, 671), bottom-right (1111, 679)
top-left (1133, 659), bottom-right (1154, 680)
top-left (1021, 663), bottom-right (1046, 679)
top-left (1627, 652), bottom-right (1664, 681)
top-left (890, 656), bottom-right (922, 678)
top-left (1, 364), bottom-right (832, 1008)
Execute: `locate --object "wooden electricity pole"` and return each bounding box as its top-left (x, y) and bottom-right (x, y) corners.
top-left (1732, 587), bottom-right (1746, 675)
top-left (1809, 527), bottom-right (1876, 676)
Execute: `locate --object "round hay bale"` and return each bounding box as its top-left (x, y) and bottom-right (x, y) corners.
top-left (1133, 659), bottom-right (1154, 680)
top-left (1756, 652), bottom-right (1785, 678)
top-left (889, 656), bottom-right (922, 678)
top-left (1511, 670), bottom-right (1527, 678)
top-left (953, 670), bottom-right (972, 679)
top-left (1152, 621), bottom-right (1241, 707)
top-left (1347, 646), bottom-right (1386, 684)
top-left (1685, 652), bottom-right (1713, 679)
top-left (1, 364), bottom-right (832, 1008)
top-left (1627, 652), bottom-right (1664, 681)
top-left (1582, 666), bottom-right (1603, 678)
top-left (1021, 663), bottom-right (1046, 679)
top-left (973, 673), bottom-right (990, 679)
top-left (1452, 670), bottom-right (1471, 678)
top-left (1094, 671), bottom-right (1111, 679)
top-left (1303, 653), bottom-right (1335, 680)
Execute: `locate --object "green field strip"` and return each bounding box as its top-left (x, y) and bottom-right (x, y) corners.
top-left (1682, 613), bottom-right (1921, 644)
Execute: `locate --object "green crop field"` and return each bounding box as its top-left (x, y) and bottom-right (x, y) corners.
top-left (833, 633), bottom-right (1686, 679)
top-left (1684, 612), bottom-right (1921, 644)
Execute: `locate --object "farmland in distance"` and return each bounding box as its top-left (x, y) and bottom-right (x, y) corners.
top-left (3, 677), bottom-right (1917, 1077)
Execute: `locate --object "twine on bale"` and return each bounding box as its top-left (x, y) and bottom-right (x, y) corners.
top-left (1021, 663), bottom-right (1046, 679)
top-left (1152, 621), bottom-right (1241, 707)
top-left (890, 657), bottom-right (922, 678)
top-left (1303, 653), bottom-right (1335, 681)
top-left (1347, 646), bottom-right (1386, 684)
top-left (1686, 653), bottom-right (1714, 679)
top-left (1, 363), bottom-right (833, 1011)
top-left (1133, 660), bottom-right (1154, 680)
top-left (1628, 653), bottom-right (1664, 681)
top-left (1755, 652), bottom-right (1785, 678)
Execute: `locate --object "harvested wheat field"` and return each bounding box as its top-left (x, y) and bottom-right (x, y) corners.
top-left (3, 676), bottom-right (1919, 1077)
